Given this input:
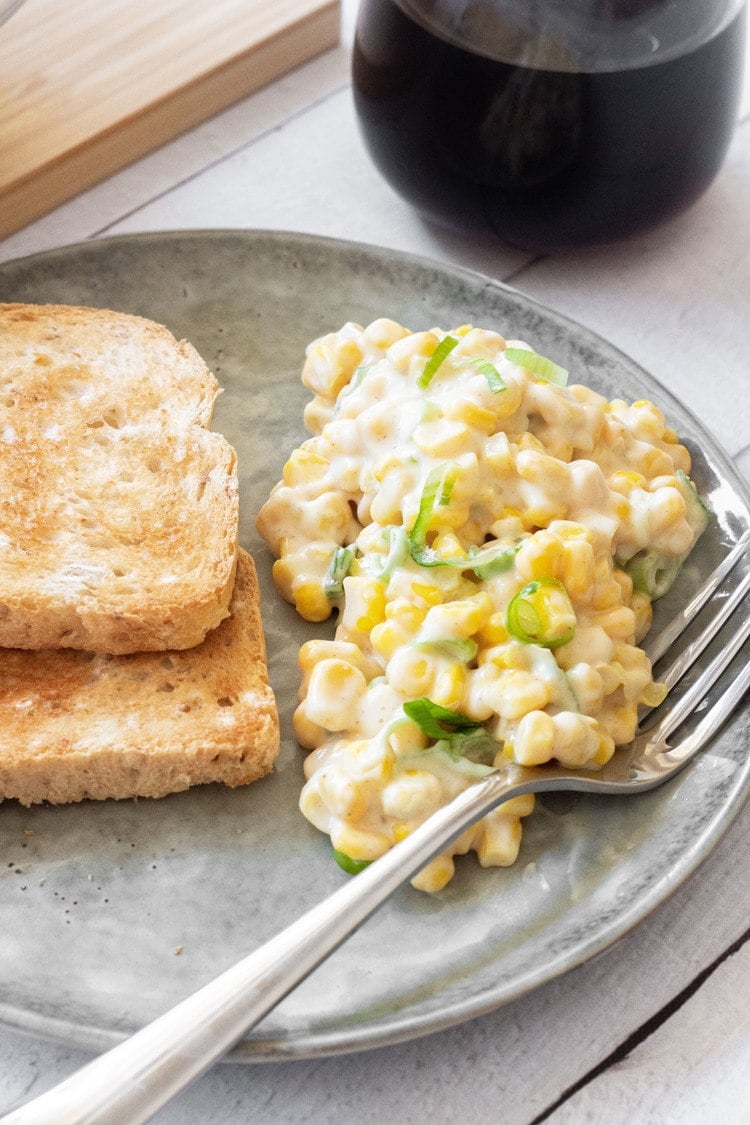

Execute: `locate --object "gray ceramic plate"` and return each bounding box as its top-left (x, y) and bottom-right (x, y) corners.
top-left (0, 230), bottom-right (748, 1061)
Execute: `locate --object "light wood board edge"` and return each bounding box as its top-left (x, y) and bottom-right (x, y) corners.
top-left (0, 1), bottom-right (340, 242)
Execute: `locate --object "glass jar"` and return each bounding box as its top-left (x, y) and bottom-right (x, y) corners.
top-left (353, 0), bottom-right (747, 249)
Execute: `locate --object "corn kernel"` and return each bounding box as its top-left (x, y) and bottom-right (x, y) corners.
top-left (387, 722), bottom-right (429, 756)
top-left (270, 556), bottom-right (298, 604)
top-left (476, 812), bottom-right (523, 868)
top-left (293, 579), bottom-right (331, 623)
top-left (432, 664), bottom-right (467, 709)
top-left (411, 582), bottom-right (444, 607)
top-left (445, 399), bottom-right (496, 433)
top-left (491, 378), bottom-right (524, 418)
top-left (282, 447), bottom-right (329, 486)
top-left (305, 659), bottom-right (368, 730)
top-left (382, 771), bottom-right (442, 820)
top-left (302, 338), bottom-right (362, 398)
top-left (303, 397), bottom-right (331, 435)
top-left (515, 531), bottom-right (563, 581)
top-left (560, 539), bottom-right (595, 600)
top-left (483, 432), bottom-right (513, 472)
top-left (517, 432), bottom-right (546, 454)
top-left (569, 659), bottom-right (605, 707)
top-left (602, 701), bottom-right (638, 746)
top-left (640, 680), bottom-right (668, 708)
top-left (651, 486), bottom-right (687, 526)
top-left (331, 824), bottom-right (391, 862)
top-left (411, 854), bottom-right (455, 893)
top-left (522, 502), bottom-right (565, 530)
top-left (317, 772), bottom-right (368, 821)
top-left (387, 649), bottom-right (433, 697)
top-left (423, 593), bottom-right (493, 639)
top-left (610, 470), bottom-right (646, 491)
top-left (549, 520), bottom-right (590, 542)
top-left (366, 317), bottom-right (410, 350)
top-left (298, 775), bottom-right (333, 833)
top-left (597, 661), bottom-right (624, 695)
top-left (593, 606), bottom-right (636, 642)
top-left (513, 710), bottom-right (555, 765)
top-left (371, 619), bottom-right (410, 659)
top-left (298, 638), bottom-right (378, 682)
top-left (498, 793), bottom-right (536, 818)
top-left (293, 705), bottom-right (326, 750)
top-left (388, 330), bottom-right (439, 372)
top-left (638, 447), bottom-right (674, 478)
top-left (498, 671), bottom-right (551, 720)
top-left (341, 577), bottom-right (387, 634)
top-left (432, 530), bottom-right (467, 560)
top-left (476, 612), bottom-right (509, 647)
top-left (349, 738), bottom-right (394, 782)
top-left (593, 733), bottom-right (616, 765)
top-left (632, 592), bottom-right (653, 644)
top-left (551, 712), bottom-right (600, 767)
top-left (385, 599), bottom-right (427, 630)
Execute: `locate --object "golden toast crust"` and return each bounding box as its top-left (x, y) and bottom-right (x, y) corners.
top-left (0, 551), bottom-right (279, 805)
top-left (0, 303), bottom-right (239, 653)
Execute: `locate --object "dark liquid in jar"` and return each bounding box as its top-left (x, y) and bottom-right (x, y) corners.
top-left (353, 0), bottom-right (746, 249)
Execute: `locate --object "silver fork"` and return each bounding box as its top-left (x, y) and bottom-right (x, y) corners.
top-left (5, 530), bottom-right (750, 1125)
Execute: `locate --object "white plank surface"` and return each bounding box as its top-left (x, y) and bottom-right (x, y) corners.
top-left (549, 944), bottom-right (750, 1125)
top-left (0, 5), bottom-right (749, 1120)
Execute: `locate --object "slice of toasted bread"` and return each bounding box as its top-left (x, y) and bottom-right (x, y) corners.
top-left (0, 303), bottom-right (239, 653)
top-left (0, 550), bottom-right (279, 806)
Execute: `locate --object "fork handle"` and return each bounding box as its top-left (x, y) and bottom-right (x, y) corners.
top-left (4, 767), bottom-right (538, 1125)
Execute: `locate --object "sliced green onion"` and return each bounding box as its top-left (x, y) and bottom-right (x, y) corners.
top-left (468, 356), bottom-right (507, 394)
top-left (528, 645), bottom-right (579, 713)
top-left (323, 545), bottom-right (355, 598)
top-left (441, 727), bottom-right (496, 765)
top-left (333, 848), bottom-right (372, 875)
top-left (417, 335), bottom-right (459, 390)
top-left (401, 728), bottom-right (497, 779)
top-left (408, 464), bottom-right (457, 565)
top-left (371, 526), bottom-right (410, 584)
top-left (403, 698), bottom-right (480, 741)
top-left (420, 400), bottom-right (442, 423)
top-left (405, 746), bottom-right (494, 780)
top-left (467, 542), bottom-right (518, 579)
top-left (675, 469), bottom-right (710, 536)
top-left (409, 467), bottom-right (524, 574)
top-left (333, 363), bottom-right (372, 413)
top-left (506, 578), bottom-right (576, 648)
top-left (618, 473), bottom-right (707, 603)
top-left (504, 347), bottom-right (568, 387)
top-left (414, 637), bottom-right (479, 663)
top-left (625, 549), bottom-right (682, 601)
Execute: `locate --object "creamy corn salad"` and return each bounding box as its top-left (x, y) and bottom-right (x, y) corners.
top-left (257, 319), bottom-right (708, 892)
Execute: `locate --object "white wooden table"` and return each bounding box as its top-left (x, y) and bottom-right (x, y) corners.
top-left (1, 5), bottom-right (749, 1122)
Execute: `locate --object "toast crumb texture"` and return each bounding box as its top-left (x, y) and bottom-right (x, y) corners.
top-left (0, 551), bottom-right (280, 806)
top-left (0, 303), bottom-right (239, 653)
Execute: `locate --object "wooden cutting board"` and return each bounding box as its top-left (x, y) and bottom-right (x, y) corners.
top-left (0, 0), bottom-right (340, 240)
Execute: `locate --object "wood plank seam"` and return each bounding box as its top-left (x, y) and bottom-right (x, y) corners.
top-left (530, 922), bottom-right (750, 1123)
top-left (88, 81), bottom-right (351, 241)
